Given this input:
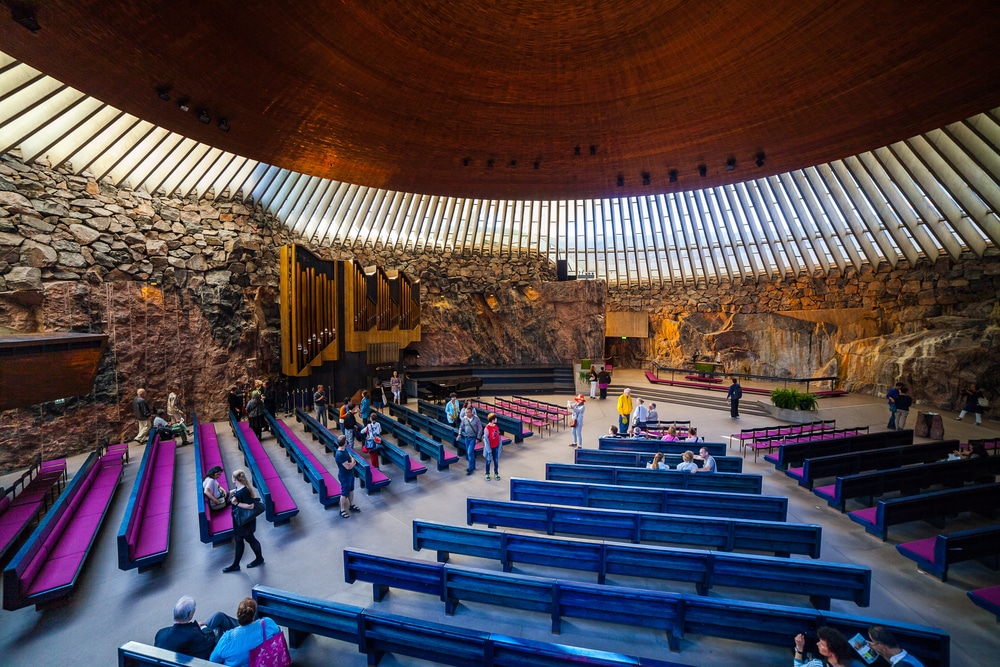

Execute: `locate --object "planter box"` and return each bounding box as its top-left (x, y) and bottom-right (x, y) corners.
top-left (766, 404), bottom-right (820, 423)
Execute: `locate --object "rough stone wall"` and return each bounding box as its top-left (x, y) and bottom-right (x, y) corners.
top-left (608, 259), bottom-right (1000, 415)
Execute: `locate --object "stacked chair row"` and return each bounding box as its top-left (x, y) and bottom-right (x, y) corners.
top-left (0, 454), bottom-right (66, 563)
top-left (510, 394), bottom-right (569, 426)
top-left (731, 420), bottom-right (836, 452)
top-left (747, 426), bottom-right (868, 462)
top-left (3, 442), bottom-right (127, 610)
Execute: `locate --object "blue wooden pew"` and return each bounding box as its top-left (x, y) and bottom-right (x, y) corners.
top-left (509, 477), bottom-right (787, 522)
top-left (412, 520), bottom-right (870, 609)
top-left (848, 483), bottom-right (1000, 541)
top-left (374, 413), bottom-right (460, 470)
top-left (267, 415), bottom-right (341, 509)
top-left (546, 462), bottom-right (762, 494)
top-left (575, 448), bottom-right (744, 473)
top-left (344, 549), bottom-right (949, 666)
top-left (230, 413), bottom-right (298, 525)
top-left (467, 497), bottom-right (822, 558)
top-left (118, 642), bottom-right (223, 666)
top-left (249, 584), bottom-right (686, 666)
top-left (419, 398), bottom-right (532, 442)
top-left (896, 525), bottom-right (1000, 582)
top-left (789, 440), bottom-right (958, 489)
top-left (598, 437), bottom-right (727, 457)
top-left (768, 429), bottom-right (913, 471)
top-left (376, 435), bottom-right (428, 482)
top-left (117, 433), bottom-right (175, 571)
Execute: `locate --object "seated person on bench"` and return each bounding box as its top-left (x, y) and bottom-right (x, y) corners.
top-left (608, 425), bottom-right (626, 438)
top-left (949, 441), bottom-right (989, 460)
top-left (154, 595), bottom-right (232, 660)
top-left (661, 425), bottom-right (680, 442)
top-left (154, 409), bottom-right (188, 445)
top-left (210, 597), bottom-right (281, 666)
top-left (646, 452), bottom-right (670, 470)
top-left (203, 466), bottom-right (227, 511)
top-left (692, 446), bottom-right (717, 473)
top-left (675, 450), bottom-right (698, 472)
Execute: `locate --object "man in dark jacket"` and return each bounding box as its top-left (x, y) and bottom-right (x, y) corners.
top-left (154, 596), bottom-right (230, 660)
top-left (132, 388), bottom-right (151, 443)
top-left (727, 377), bottom-right (742, 419)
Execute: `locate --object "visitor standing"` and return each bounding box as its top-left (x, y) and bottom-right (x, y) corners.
top-left (727, 377), bottom-right (742, 419)
top-left (589, 366), bottom-right (599, 399)
top-left (222, 470), bottom-right (264, 572)
top-left (483, 413), bottom-right (503, 480)
top-left (133, 388), bottom-right (151, 443)
top-left (616, 388), bottom-right (633, 433)
top-left (390, 370), bottom-right (402, 404)
top-left (570, 394), bottom-right (586, 448)
top-left (459, 406), bottom-right (483, 475)
top-left (314, 384), bottom-right (328, 426)
top-left (886, 381), bottom-right (902, 429)
top-left (955, 384), bottom-right (986, 425)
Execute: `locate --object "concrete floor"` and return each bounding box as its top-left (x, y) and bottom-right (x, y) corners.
top-left (1, 369), bottom-right (997, 666)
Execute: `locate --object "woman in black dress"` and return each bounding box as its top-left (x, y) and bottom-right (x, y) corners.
top-left (223, 469), bottom-right (264, 572)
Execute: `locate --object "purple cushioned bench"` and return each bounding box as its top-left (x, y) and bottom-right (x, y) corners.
top-left (274, 419), bottom-right (341, 508)
top-left (0, 456), bottom-right (66, 562)
top-left (3, 446), bottom-right (125, 610)
top-left (237, 421), bottom-right (299, 524)
top-left (968, 585), bottom-right (1000, 622)
top-left (848, 483), bottom-right (1000, 541)
top-left (897, 525), bottom-right (1000, 582)
top-left (117, 433), bottom-right (176, 571)
top-left (195, 420), bottom-right (233, 544)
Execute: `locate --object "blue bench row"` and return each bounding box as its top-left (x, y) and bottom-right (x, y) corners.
top-left (4, 443), bottom-right (127, 610)
top-left (509, 477), bottom-right (787, 522)
top-left (117, 433), bottom-right (176, 572)
top-left (896, 525), bottom-right (1000, 582)
top-left (598, 437), bottom-right (727, 457)
top-left (377, 434), bottom-right (428, 482)
top-left (376, 411), bottom-right (462, 469)
top-left (848, 483), bottom-right (1000, 541)
top-left (296, 408), bottom-right (392, 494)
top-left (575, 448), bottom-right (744, 473)
top-left (230, 413), bottom-right (299, 525)
top-left (413, 519), bottom-right (870, 609)
top-left (248, 584), bottom-right (687, 667)
top-left (268, 415), bottom-right (341, 508)
top-left (814, 455), bottom-right (1000, 512)
top-left (418, 398), bottom-right (532, 442)
top-left (344, 549), bottom-right (949, 665)
top-left (468, 497), bottom-right (822, 558)
top-left (193, 417), bottom-right (233, 545)
top-left (766, 429), bottom-right (914, 470)
top-left (787, 440), bottom-right (959, 490)
top-left (547, 462), bottom-right (762, 494)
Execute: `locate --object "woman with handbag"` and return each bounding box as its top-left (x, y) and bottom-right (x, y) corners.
top-left (360, 414), bottom-right (382, 468)
top-left (210, 597), bottom-right (286, 667)
top-left (955, 384), bottom-right (986, 425)
top-left (569, 394), bottom-right (586, 448)
top-left (223, 470), bottom-right (265, 573)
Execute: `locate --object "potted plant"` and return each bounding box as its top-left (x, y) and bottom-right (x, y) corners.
top-left (768, 388), bottom-right (819, 422)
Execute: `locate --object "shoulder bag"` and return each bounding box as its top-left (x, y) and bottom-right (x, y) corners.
top-left (249, 620), bottom-right (292, 667)
top-left (233, 496), bottom-right (265, 527)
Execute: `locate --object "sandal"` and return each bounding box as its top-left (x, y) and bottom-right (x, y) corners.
top-left (340, 510), bottom-right (350, 518)
top-left (349, 505), bottom-right (361, 512)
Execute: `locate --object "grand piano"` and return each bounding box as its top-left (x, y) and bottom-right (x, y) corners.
top-left (421, 376), bottom-right (483, 401)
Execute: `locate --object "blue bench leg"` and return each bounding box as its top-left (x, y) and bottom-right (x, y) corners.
top-left (810, 595), bottom-right (832, 611)
top-left (288, 628), bottom-right (310, 649)
top-left (668, 631), bottom-right (681, 652)
top-left (366, 647), bottom-right (385, 666)
top-left (373, 583), bottom-right (389, 602)
top-left (444, 596), bottom-right (458, 615)
top-left (435, 550), bottom-right (450, 563)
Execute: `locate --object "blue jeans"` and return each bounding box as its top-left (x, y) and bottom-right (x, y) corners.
top-left (619, 414), bottom-right (629, 433)
top-left (484, 446), bottom-right (500, 475)
top-left (316, 405), bottom-right (327, 426)
top-left (463, 436), bottom-right (477, 471)
top-left (572, 420), bottom-right (584, 446)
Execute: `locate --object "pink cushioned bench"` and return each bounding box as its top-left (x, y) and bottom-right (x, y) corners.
top-left (273, 418), bottom-right (341, 508)
top-left (0, 455), bottom-right (66, 563)
top-left (3, 445), bottom-right (125, 610)
top-left (117, 433), bottom-right (176, 571)
top-left (194, 419), bottom-right (233, 544)
top-left (236, 420), bottom-right (299, 525)
top-left (896, 525), bottom-right (1000, 582)
top-left (968, 584), bottom-right (1000, 622)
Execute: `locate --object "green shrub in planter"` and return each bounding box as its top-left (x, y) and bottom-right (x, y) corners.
top-left (770, 388), bottom-right (818, 411)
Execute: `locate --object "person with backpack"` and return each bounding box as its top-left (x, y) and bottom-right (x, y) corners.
top-left (483, 413), bottom-right (503, 481)
top-left (360, 414), bottom-right (382, 469)
top-left (727, 377), bottom-right (743, 419)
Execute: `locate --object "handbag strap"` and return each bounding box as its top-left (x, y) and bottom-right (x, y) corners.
top-left (260, 619), bottom-right (266, 641)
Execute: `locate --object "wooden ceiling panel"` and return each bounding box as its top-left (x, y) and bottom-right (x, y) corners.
top-left (0, 1), bottom-right (998, 200)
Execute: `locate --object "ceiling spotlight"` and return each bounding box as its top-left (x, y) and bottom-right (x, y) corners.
top-left (756, 151), bottom-right (766, 167)
top-left (589, 145), bottom-right (597, 156)
top-left (669, 169), bottom-right (678, 183)
top-left (11, 4), bottom-right (41, 32)
top-left (156, 86), bottom-right (171, 102)
top-left (725, 157), bottom-right (736, 171)
top-left (462, 157), bottom-right (470, 167)
top-left (197, 110), bottom-right (211, 124)
top-left (616, 174), bottom-right (624, 187)
top-left (533, 160), bottom-right (540, 170)
top-left (217, 118), bottom-right (230, 132)
top-left (698, 164), bottom-right (707, 177)
top-left (487, 158), bottom-right (494, 168)
top-left (642, 172), bottom-right (650, 186)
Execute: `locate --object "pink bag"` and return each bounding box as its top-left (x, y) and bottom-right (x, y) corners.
top-left (249, 620), bottom-right (291, 667)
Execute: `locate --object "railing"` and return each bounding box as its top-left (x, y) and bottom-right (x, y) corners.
top-left (650, 361), bottom-right (840, 392)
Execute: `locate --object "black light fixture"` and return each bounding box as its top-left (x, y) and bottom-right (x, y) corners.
top-left (11, 4), bottom-right (40, 32)
top-left (462, 157), bottom-right (470, 167)
top-left (574, 145), bottom-right (581, 156)
top-left (509, 159), bottom-right (517, 168)
top-left (669, 169), bottom-right (678, 183)
top-left (725, 157), bottom-right (736, 171)
top-left (589, 145), bottom-right (597, 156)
top-left (642, 172), bottom-right (650, 186)
top-left (533, 160), bottom-right (540, 170)
top-left (197, 110), bottom-right (211, 124)
top-left (755, 151), bottom-right (766, 167)
top-left (698, 164), bottom-right (707, 177)
top-left (217, 118), bottom-right (230, 132)
top-left (156, 86), bottom-right (171, 102)
top-left (486, 158), bottom-right (494, 168)
top-left (616, 174), bottom-right (624, 187)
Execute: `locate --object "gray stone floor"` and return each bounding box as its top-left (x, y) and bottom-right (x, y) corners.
top-left (1, 370), bottom-right (997, 666)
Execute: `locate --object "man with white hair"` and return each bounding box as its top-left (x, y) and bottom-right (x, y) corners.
top-left (153, 595), bottom-right (230, 659)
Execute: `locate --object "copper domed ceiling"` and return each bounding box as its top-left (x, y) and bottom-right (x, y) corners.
top-left (2, 0), bottom-right (999, 200)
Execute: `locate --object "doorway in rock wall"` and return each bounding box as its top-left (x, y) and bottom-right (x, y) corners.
top-left (604, 337), bottom-right (647, 370)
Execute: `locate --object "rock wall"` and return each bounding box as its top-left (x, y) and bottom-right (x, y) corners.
top-left (608, 260), bottom-right (1000, 415)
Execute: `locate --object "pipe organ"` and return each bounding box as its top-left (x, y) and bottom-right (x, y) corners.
top-left (280, 245), bottom-right (420, 377)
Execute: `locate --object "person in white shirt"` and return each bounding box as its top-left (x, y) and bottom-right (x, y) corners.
top-left (630, 398), bottom-right (649, 432)
top-left (646, 452), bottom-right (669, 470)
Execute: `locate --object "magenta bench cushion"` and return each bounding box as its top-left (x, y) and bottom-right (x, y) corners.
top-left (896, 537), bottom-right (936, 564)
